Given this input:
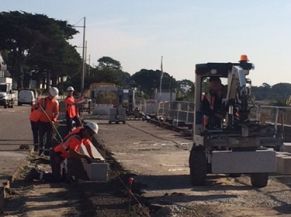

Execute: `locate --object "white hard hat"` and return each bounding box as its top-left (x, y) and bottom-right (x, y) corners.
top-left (84, 121), bottom-right (99, 134)
top-left (67, 86), bottom-right (75, 92)
top-left (49, 87), bottom-right (59, 97)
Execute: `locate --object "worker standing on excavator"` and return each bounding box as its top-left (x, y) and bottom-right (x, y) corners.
top-left (201, 77), bottom-right (226, 129)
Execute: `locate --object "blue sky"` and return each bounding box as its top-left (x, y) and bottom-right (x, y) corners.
top-left (2, 0), bottom-right (291, 86)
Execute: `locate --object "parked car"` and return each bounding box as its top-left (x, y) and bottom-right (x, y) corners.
top-left (18, 89), bottom-right (36, 106)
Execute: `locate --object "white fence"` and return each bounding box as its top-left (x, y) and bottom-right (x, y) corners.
top-left (140, 99), bottom-right (291, 131)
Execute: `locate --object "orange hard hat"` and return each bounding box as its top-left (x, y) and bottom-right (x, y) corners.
top-left (240, 54), bottom-right (249, 62)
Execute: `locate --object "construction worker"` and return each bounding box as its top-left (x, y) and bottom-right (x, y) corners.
top-left (50, 121), bottom-right (98, 182)
top-left (29, 97), bottom-right (41, 152)
top-left (38, 87), bottom-right (59, 156)
top-left (64, 86), bottom-right (82, 133)
top-left (201, 77), bottom-right (226, 129)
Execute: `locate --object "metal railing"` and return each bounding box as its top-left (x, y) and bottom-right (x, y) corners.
top-left (140, 99), bottom-right (291, 132)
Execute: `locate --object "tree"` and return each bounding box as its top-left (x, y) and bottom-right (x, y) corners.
top-left (0, 11), bottom-right (79, 89)
top-left (97, 56), bottom-right (121, 70)
top-left (130, 69), bottom-right (176, 98)
top-left (252, 82), bottom-right (291, 102)
top-left (176, 79), bottom-right (195, 101)
top-left (84, 56), bottom-right (130, 88)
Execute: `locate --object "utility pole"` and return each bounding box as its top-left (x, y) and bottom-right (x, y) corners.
top-left (159, 56), bottom-right (163, 102)
top-left (169, 76), bottom-right (173, 104)
top-left (88, 54), bottom-right (91, 76)
top-left (81, 17), bottom-right (86, 92)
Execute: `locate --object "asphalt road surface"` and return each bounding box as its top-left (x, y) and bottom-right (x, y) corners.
top-left (3, 107), bottom-right (291, 217)
top-left (0, 105), bottom-right (31, 182)
top-left (96, 120), bottom-right (291, 217)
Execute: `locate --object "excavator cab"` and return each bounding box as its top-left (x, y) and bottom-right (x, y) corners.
top-left (189, 58), bottom-right (279, 188)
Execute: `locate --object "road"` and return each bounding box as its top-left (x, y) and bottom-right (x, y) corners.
top-left (0, 106), bottom-right (31, 182)
top-left (2, 107), bottom-right (144, 217)
top-left (3, 107), bottom-right (291, 217)
top-left (96, 120), bottom-right (291, 217)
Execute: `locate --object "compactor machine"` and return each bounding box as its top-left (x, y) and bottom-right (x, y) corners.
top-left (189, 56), bottom-right (279, 187)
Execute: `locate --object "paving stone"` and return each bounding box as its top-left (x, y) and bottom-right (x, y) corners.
top-left (282, 143), bottom-right (291, 153)
top-left (80, 143), bottom-right (108, 182)
top-left (276, 155), bottom-right (291, 174)
top-left (212, 150), bottom-right (276, 173)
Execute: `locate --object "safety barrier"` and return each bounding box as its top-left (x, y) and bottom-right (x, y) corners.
top-left (140, 99), bottom-right (291, 132)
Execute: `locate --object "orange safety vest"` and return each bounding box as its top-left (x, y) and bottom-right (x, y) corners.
top-left (29, 99), bottom-right (42, 122)
top-left (64, 127), bottom-right (82, 139)
top-left (39, 97), bottom-right (59, 122)
top-left (53, 134), bottom-right (82, 159)
top-left (54, 129), bottom-right (91, 159)
top-left (65, 96), bottom-right (77, 118)
top-left (64, 127), bottom-right (92, 147)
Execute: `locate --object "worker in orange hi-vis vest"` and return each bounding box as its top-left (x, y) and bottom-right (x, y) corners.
top-left (50, 121), bottom-right (98, 182)
top-left (29, 97), bottom-right (42, 152)
top-left (38, 87), bottom-right (59, 156)
top-left (64, 86), bottom-right (83, 133)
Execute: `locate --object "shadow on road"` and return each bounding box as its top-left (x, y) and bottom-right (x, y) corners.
top-left (136, 174), bottom-right (253, 192)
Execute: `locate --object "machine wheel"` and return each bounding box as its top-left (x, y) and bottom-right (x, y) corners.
top-left (250, 173), bottom-right (269, 188)
top-left (4, 104), bottom-right (7, 109)
top-left (123, 121), bottom-right (126, 124)
top-left (189, 146), bottom-right (207, 186)
top-left (18, 102), bottom-right (22, 106)
top-left (108, 121), bottom-right (112, 124)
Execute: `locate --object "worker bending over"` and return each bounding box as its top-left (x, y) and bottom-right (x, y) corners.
top-left (50, 121), bottom-right (98, 182)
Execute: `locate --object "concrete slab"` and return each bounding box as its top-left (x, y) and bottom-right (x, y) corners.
top-left (211, 150), bottom-right (276, 173)
top-left (282, 143), bottom-right (291, 153)
top-left (276, 155), bottom-right (291, 174)
top-left (80, 143), bottom-right (109, 182)
top-left (80, 143), bottom-right (104, 161)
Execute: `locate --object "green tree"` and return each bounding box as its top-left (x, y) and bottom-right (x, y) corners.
top-left (176, 79), bottom-right (194, 101)
top-left (130, 69), bottom-right (176, 98)
top-left (84, 56), bottom-right (130, 88)
top-left (98, 56), bottom-right (121, 70)
top-left (0, 11), bottom-right (79, 89)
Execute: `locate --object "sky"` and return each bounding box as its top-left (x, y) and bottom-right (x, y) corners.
top-left (1, 0), bottom-right (291, 86)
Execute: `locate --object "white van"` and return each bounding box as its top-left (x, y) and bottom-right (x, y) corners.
top-left (18, 89), bottom-right (36, 106)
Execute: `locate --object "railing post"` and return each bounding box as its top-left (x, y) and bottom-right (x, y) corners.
top-left (256, 105), bottom-right (261, 122)
top-left (186, 103), bottom-right (189, 124)
top-left (274, 107), bottom-right (279, 132)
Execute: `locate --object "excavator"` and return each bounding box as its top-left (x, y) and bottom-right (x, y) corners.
top-left (189, 55), bottom-right (279, 187)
